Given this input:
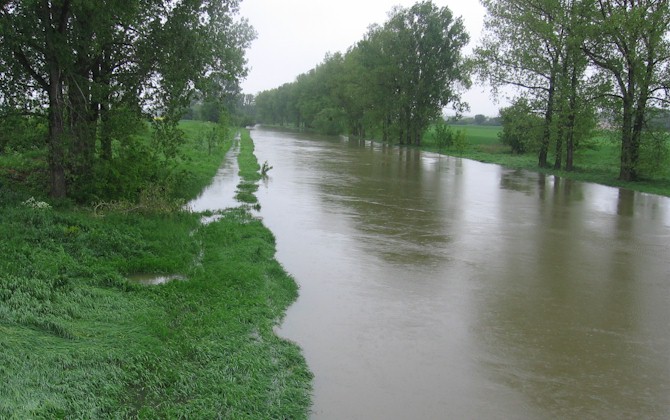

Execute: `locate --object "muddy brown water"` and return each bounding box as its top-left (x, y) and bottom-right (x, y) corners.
top-left (246, 127), bottom-right (670, 419)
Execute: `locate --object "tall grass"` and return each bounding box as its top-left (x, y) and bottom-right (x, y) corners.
top-left (0, 123), bottom-right (312, 418)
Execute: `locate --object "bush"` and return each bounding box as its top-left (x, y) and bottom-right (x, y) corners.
top-left (638, 130), bottom-right (670, 179)
top-left (499, 99), bottom-right (543, 154)
top-left (433, 120), bottom-right (467, 153)
top-left (0, 114), bottom-right (47, 153)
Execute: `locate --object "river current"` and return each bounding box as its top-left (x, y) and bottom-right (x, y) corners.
top-left (239, 127), bottom-right (668, 419)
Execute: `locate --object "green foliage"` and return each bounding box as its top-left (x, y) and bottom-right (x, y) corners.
top-left (477, 0), bottom-right (670, 179)
top-left (0, 126), bottom-right (311, 418)
top-left (433, 119), bottom-right (466, 152)
top-left (235, 130), bottom-right (262, 206)
top-left (499, 99), bottom-right (543, 154)
top-left (237, 131), bottom-right (262, 183)
top-left (151, 118), bottom-right (186, 164)
top-left (0, 0), bottom-right (255, 199)
top-left (3, 119), bottom-right (233, 205)
top-left (314, 107), bottom-right (346, 135)
top-left (254, 1), bottom-right (470, 144)
top-left (582, 0), bottom-right (670, 181)
top-left (422, 122), bottom-right (670, 196)
top-left (638, 131), bottom-right (670, 179)
top-left (0, 114), bottom-right (47, 153)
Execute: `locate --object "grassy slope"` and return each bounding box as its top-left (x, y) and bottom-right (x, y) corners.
top-left (422, 125), bottom-right (670, 197)
top-left (0, 124), bottom-right (311, 418)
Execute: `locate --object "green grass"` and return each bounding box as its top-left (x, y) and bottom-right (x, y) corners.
top-left (0, 123), bottom-right (312, 418)
top-left (422, 124), bottom-right (670, 197)
top-left (172, 120), bottom-right (234, 201)
top-left (235, 130), bottom-right (262, 205)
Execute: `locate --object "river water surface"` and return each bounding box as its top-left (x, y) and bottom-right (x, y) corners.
top-left (249, 127), bottom-right (670, 419)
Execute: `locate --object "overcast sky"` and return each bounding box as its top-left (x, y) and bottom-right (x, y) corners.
top-left (238, 0), bottom-right (506, 116)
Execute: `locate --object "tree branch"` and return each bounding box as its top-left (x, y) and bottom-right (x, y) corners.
top-left (13, 49), bottom-right (49, 91)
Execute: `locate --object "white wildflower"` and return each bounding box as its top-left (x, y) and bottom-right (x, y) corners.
top-left (22, 197), bottom-right (52, 209)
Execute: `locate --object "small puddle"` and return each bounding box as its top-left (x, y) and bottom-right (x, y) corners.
top-left (128, 273), bottom-right (186, 285)
top-left (130, 135), bottom-right (246, 286)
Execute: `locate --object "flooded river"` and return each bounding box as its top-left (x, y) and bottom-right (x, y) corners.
top-left (249, 127), bottom-right (670, 419)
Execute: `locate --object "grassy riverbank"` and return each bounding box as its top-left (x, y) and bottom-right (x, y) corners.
top-left (0, 123), bottom-right (311, 418)
top-left (422, 125), bottom-right (670, 197)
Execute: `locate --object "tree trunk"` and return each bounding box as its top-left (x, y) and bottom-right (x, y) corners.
top-left (565, 66), bottom-right (578, 171)
top-left (68, 68), bottom-right (95, 186)
top-left (539, 73), bottom-right (556, 168)
top-left (619, 95), bottom-right (635, 181)
top-left (41, 0), bottom-right (71, 199)
top-left (553, 125), bottom-right (563, 170)
top-left (47, 70), bottom-right (67, 198)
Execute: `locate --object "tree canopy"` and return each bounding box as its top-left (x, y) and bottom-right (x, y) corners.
top-left (254, 1), bottom-right (470, 146)
top-left (0, 0), bottom-right (255, 199)
top-left (476, 0), bottom-right (670, 180)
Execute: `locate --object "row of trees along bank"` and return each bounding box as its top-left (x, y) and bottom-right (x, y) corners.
top-left (253, 0), bottom-right (670, 183)
top-left (254, 1), bottom-right (470, 146)
top-left (476, 0), bottom-right (670, 182)
top-left (0, 0), bottom-right (255, 200)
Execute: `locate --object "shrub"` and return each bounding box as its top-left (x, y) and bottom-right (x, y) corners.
top-left (499, 98), bottom-right (543, 154)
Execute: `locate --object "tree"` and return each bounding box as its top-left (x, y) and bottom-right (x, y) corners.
top-left (253, 1), bottom-right (469, 144)
top-left (476, 0), bottom-right (590, 169)
top-left (0, 0), bottom-right (254, 199)
top-left (582, 0), bottom-right (670, 181)
top-left (369, 1), bottom-right (470, 145)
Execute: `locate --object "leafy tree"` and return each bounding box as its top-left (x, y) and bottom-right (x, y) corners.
top-left (433, 119), bottom-right (467, 152)
top-left (582, 0), bottom-right (670, 181)
top-left (369, 1), bottom-right (470, 145)
top-left (0, 0), bottom-right (254, 199)
top-left (476, 0), bottom-right (590, 169)
top-left (253, 1), bottom-right (470, 145)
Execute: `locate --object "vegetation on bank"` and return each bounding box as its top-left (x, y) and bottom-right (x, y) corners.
top-left (0, 123), bottom-right (312, 418)
top-left (422, 125), bottom-right (670, 197)
top-left (235, 131), bottom-right (262, 206)
top-left (1, 0), bottom-right (255, 199)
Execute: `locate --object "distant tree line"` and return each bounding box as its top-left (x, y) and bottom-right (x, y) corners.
top-left (448, 115), bottom-right (502, 126)
top-left (0, 0), bottom-right (254, 199)
top-left (254, 1), bottom-right (470, 146)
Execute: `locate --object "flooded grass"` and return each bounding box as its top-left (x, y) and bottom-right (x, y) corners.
top-left (235, 131), bottom-right (263, 206)
top-left (0, 125), bottom-right (311, 418)
top-left (128, 273), bottom-right (187, 285)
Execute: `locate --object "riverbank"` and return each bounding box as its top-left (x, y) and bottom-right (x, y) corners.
top-left (0, 124), bottom-right (311, 418)
top-left (421, 125), bottom-right (670, 197)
